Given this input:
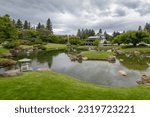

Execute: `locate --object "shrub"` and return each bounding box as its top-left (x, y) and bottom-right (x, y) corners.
top-left (0, 58), bottom-right (16, 67)
top-left (2, 41), bottom-right (19, 49)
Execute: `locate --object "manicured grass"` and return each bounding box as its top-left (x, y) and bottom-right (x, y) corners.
top-left (44, 43), bottom-right (67, 50)
top-left (19, 45), bottom-right (33, 49)
top-left (81, 51), bottom-right (113, 60)
top-left (122, 47), bottom-right (150, 53)
top-left (0, 71), bottom-right (150, 100)
top-left (0, 48), bottom-right (9, 54)
top-left (99, 45), bottom-right (121, 49)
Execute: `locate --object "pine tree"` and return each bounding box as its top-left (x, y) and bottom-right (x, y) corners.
top-left (46, 18), bottom-right (53, 34)
top-left (16, 19), bottom-right (23, 29)
top-left (138, 26), bottom-right (142, 30)
top-left (28, 22), bottom-right (31, 29)
top-left (37, 22), bottom-right (42, 29)
top-left (99, 29), bottom-right (102, 34)
top-left (77, 29), bottom-right (81, 38)
top-left (24, 20), bottom-right (28, 29)
top-left (144, 23), bottom-right (150, 32)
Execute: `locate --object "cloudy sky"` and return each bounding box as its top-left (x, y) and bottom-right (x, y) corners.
top-left (0, 0), bottom-right (150, 35)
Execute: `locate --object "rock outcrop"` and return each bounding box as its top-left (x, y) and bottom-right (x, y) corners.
top-left (134, 51), bottom-right (141, 56)
top-left (107, 56), bottom-right (116, 63)
top-left (118, 70), bottom-right (127, 76)
top-left (137, 73), bottom-right (150, 85)
top-left (3, 69), bottom-right (21, 77)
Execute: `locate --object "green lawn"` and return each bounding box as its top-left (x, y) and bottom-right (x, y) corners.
top-left (19, 45), bottom-right (33, 49)
top-left (122, 47), bottom-right (150, 53)
top-left (0, 71), bottom-right (150, 100)
top-left (44, 43), bottom-right (67, 51)
top-left (0, 48), bottom-right (9, 54)
top-left (81, 51), bottom-right (113, 60)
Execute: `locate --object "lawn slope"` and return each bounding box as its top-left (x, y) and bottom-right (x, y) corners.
top-left (0, 71), bottom-right (150, 100)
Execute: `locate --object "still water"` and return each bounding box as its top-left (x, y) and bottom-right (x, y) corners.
top-left (1, 50), bottom-right (150, 86)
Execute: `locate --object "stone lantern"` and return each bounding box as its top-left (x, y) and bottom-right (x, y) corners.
top-left (18, 58), bottom-right (32, 71)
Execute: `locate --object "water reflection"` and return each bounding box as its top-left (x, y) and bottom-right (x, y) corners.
top-left (117, 54), bottom-right (150, 71)
top-left (0, 50), bottom-right (150, 86)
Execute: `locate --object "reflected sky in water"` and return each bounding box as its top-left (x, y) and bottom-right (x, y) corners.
top-left (1, 51), bottom-right (150, 86)
top-left (51, 53), bottom-right (147, 86)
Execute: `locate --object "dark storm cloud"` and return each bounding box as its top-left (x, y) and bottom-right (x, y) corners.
top-left (0, 0), bottom-right (149, 34)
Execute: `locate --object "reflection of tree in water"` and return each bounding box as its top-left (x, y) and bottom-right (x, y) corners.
top-left (117, 54), bottom-right (150, 71)
top-left (15, 50), bottom-right (63, 68)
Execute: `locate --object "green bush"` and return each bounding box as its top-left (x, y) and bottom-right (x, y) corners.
top-left (0, 58), bottom-right (16, 66)
top-left (2, 41), bottom-right (19, 49)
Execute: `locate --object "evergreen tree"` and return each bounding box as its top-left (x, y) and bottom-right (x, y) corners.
top-left (77, 29), bottom-right (81, 38)
top-left (24, 20), bottom-right (28, 29)
top-left (16, 19), bottom-right (23, 29)
top-left (37, 22), bottom-right (42, 29)
top-left (91, 29), bottom-right (95, 36)
top-left (46, 18), bottom-right (53, 34)
top-left (144, 23), bottom-right (150, 32)
top-left (99, 29), bottom-right (102, 34)
top-left (138, 26), bottom-right (142, 30)
top-left (28, 22), bottom-right (31, 29)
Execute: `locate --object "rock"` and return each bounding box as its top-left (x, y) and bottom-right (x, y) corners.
top-left (137, 73), bottom-right (150, 85)
top-left (3, 69), bottom-right (21, 77)
top-left (107, 56), bottom-right (116, 62)
top-left (118, 70), bottom-right (127, 76)
top-left (82, 57), bottom-right (88, 60)
top-left (134, 51), bottom-right (141, 56)
top-left (77, 55), bottom-right (82, 60)
top-left (1, 53), bottom-right (12, 57)
top-left (136, 79), bottom-right (143, 84)
top-left (139, 73), bottom-right (150, 84)
top-left (115, 50), bottom-right (124, 55)
top-left (37, 68), bottom-right (50, 71)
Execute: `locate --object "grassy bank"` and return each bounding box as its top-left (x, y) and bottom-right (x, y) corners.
top-left (44, 43), bottom-right (67, 51)
top-left (122, 47), bottom-right (150, 53)
top-left (0, 71), bottom-right (150, 100)
top-left (81, 51), bottom-right (113, 60)
top-left (0, 48), bottom-right (9, 54)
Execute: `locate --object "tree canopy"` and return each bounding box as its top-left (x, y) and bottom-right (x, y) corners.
top-left (113, 30), bottom-right (150, 46)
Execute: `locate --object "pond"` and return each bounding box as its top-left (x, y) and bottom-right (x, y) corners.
top-left (0, 50), bottom-right (150, 86)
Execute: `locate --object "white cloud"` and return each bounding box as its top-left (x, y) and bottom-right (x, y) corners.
top-left (0, 0), bottom-right (150, 34)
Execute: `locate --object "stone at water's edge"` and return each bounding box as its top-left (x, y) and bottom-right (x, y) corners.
top-left (107, 56), bottom-right (116, 62)
top-left (3, 69), bottom-right (21, 77)
top-left (118, 70), bottom-right (127, 76)
top-left (82, 57), bottom-right (88, 60)
top-left (137, 73), bottom-right (150, 85)
top-left (37, 68), bottom-right (50, 71)
top-left (114, 49), bottom-right (124, 55)
top-left (134, 51), bottom-right (141, 56)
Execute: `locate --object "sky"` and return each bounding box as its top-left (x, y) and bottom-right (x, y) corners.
top-left (0, 0), bottom-right (150, 35)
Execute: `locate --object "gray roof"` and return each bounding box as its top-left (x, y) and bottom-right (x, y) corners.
top-left (88, 36), bottom-right (100, 39)
top-left (18, 58), bottom-right (31, 62)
